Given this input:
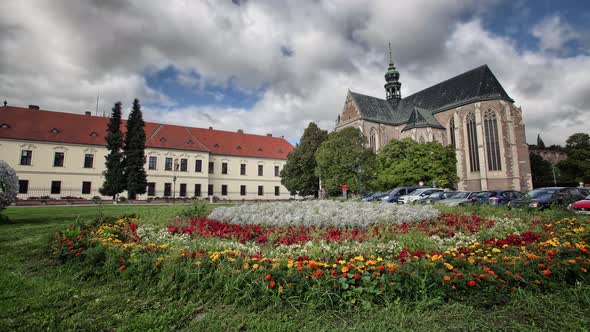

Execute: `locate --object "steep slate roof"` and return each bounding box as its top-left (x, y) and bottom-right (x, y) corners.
top-left (0, 106), bottom-right (293, 159)
top-left (349, 64), bottom-right (513, 129)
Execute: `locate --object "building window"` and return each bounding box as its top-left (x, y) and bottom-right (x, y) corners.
top-left (148, 156), bottom-right (157, 170)
top-left (18, 180), bottom-right (28, 194)
top-left (240, 164), bottom-right (246, 175)
top-left (194, 184), bottom-right (201, 197)
top-left (53, 152), bottom-right (65, 167)
top-left (369, 128), bottom-right (377, 152)
top-left (274, 186), bottom-right (280, 196)
top-left (51, 181), bottom-right (61, 194)
top-left (418, 136), bottom-right (425, 144)
top-left (449, 116), bottom-right (456, 148)
top-left (195, 160), bottom-right (202, 172)
top-left (84, 154), bottom-right (94, 168)
top-left (147, 182), bottom-right (156, 196)
top-left (258, 185), bottom-right (263, 196)
top-left (180, 159), bottom-right (188, 172)
top-left (466, 112), bottom-right (480, 172)
top-left (164, 183), bottom-right (172, 197)
top-left (165, 158), bottom-right (173, 171)
top-left (258, 165), bottom-right (263, 176)
top-left (275, 165), bottom-right (280, 177)
top-left (179, 183), bottom-right (187, 197)
top-left (240, 185), bottom-right (246, 196)
top-left (208, 184), bottom-right (214, 196)
top-left (208, 162), bottom-right (214, 174)
top-left (82, 181), bottom-right (91, 194)
top-left (20, 150), bottom-right (32, 165)
top-left (221, 185), bottom-right (228, 196)
top-left (222, 162), bottom-right (228, 174)
top-left (484, 109), bottom-right (502, 171)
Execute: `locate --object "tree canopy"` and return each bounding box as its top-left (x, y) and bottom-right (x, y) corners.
top-left (315, 127), bottom-right (376, 195)
top-left (123, 99), bottom-right (148, 200)
top-left (529, 152), bottom-right (555, 187)
top-left (375, 138), bottom-right (458, 190)
top-left (557, 132), bottom-right (590, 183)
top-left (99, 102), bottom-right (126, 199)
top-left (280, 122), bottom-right (328, 196)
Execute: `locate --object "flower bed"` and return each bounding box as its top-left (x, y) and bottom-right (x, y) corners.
top-left (50, 204), bottom-right (590, 307)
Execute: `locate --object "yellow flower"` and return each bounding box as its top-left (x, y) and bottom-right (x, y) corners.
top-left (492, 248), bottom-right (501, 253)
top-left (573, 227), bottom-right (585, 233)
top-left (468, 257), bottom-right (475, 264)
top-left (444, 262), bottom-right (454, 270)
top-left (377, 257), bottom-right (383, 262)
top-left (354, 255), bottom-right (365, 262)
top-left (342, 266), bottom-right (349, 273)
top-left (431, 254), bottom-right (442, 261)
top-left (243, 263), bottom-right (250, 269)
top-left (252, 264), bottom-right (259, 270)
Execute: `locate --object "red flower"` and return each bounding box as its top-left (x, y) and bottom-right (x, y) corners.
top-left (119, 265), bottom-right (127, 271)
top-left (265, 274), bottom-right (271, 281)
top-left (269, 281), bottom-right (276, 288)
top-left (341, 273), bottom-right (348, 278)
top-left (542, 269), bottom-right (552, 276)
top-left (353, 274), bottom-right (360, 280)
top-left (467, 280), bottom-right (476, 287)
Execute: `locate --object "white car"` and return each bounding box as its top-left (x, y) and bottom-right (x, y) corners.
top-left (398, 188), bottom-right (443, 204)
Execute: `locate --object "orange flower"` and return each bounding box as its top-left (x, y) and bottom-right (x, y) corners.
top-left (534, 279), bottom-right (542, 285)
top-left (581, 267), bottom-right (587, 273)
top-left (451, 285), bottom-right (456, 290)
top-left (467, 280), bottom-right (476, 287)
top-left (514, 273), bottom-right (522, 280)
top-left (119, 265), bottom-right (126, 271)
top-left (278, 286), bottom-right (284, 292)
top-left (444, 262), bottom-right (454, 270)
top-left (269, 281), bottom-right (276, 288)
top-left (542, 269), bottom-right (552, 276)
top-left (443, 275), bottom-right (451, 281)
top-left (265, 274), bottom-right (271, 281)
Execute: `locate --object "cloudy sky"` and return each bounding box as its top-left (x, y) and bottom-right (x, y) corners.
top-left (1, 0), bottom-right (589, 145)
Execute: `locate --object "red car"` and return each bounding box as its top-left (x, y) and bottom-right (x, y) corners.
top-left (571, 195), bottom-right (590, 214)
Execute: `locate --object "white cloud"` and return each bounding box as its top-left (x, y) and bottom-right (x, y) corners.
top-left (1, 1), bottom-right (589, 146)
top-left (532, 15), bottom-right (578, 51)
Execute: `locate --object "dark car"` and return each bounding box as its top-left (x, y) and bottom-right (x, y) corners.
top-left (380, 186), bottom-right (425, 203)
top-left (472, 190), bottom-right (523, 205)
top-left (361, 191), bottom-right (387, 202)
top-left (510, 187), bottom-right (586, 209)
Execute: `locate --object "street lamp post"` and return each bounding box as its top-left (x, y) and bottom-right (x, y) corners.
top-left (173, 175), bottom-right (177, 201)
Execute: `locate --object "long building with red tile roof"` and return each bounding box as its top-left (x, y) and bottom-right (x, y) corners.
top-left (0, 104), bottom-right (294, 201)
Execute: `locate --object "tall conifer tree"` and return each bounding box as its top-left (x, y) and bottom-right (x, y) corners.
top-left (99, 102), bottom-right (126, 200)
top-left (124, 98), bottom-right (148, 200)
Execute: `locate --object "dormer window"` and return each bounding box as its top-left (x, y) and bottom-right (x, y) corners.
top-left (257, 147), bottom-right (263, 152)
top-left (236, 145), bottom-right (242, 150)
top-left (187, 140), bottom-right (194, 145)
top-left (50, 128), bottom-right (60, 133)
top-left (214, 143), bottom-right (220, 148)
top-left (278, 148), bottom-right (283, 153)
top-left (160, 137), bottom-right (167, 142)
top-left (0, 123), bottom-right (9, 129)
top-left (89, 132), bottom-right (98, 137)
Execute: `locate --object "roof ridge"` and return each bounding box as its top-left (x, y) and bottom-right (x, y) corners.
top-left (145, 124), bottom-right (163, 143)
top-left (184, 127), bottom-right (210, 152)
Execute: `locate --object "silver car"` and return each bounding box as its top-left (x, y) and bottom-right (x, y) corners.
top-left (399, 188), bottom-right (443, 204)
top-left (437, 191), bottom-right (478, 206)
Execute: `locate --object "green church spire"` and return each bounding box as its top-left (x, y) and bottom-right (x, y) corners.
top-left (384, 43), bottom-right (401, 100)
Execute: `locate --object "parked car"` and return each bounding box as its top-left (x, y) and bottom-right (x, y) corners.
top-left (399, 188), bottom-right (443, 204)
top-left (436, 191), bottom-right (478, 206)
top-left (509, 187), bottom-right (586, 209)
top-left (422, 191), bottom-right (458, 204)
top-left (362, 191), bottom-right (387, 202)
top-left (471, 190), bottom-right (523, 205)
top-left (570, 195), bottom-right (590, 214)
top-left (380, 186), bottom-right (425, 203)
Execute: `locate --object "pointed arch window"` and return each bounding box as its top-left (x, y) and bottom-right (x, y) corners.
top-left (419, 135), bottom-right (425, 144)
top-left (449, 117), bottom-right (456, 148)
top-left (466, 112), bottom-right (480, 172)
top-left (369, 128), bottom-right (377, 152)
top-left (484, 109), bottom-right (501, 171)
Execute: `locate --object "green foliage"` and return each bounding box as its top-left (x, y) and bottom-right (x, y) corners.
top-left (529, 152), bottom-right (555, 187)
top-left (375, 138), bottom-right (458, 189)
top-left (180, 200), bottom-right (209, 218)
top-left (100, 102), bottom-right (126, 199)
top-left (280, 122), bottom-right (328, 196)
top-left (557, 132), bottom-right (590, 183)
top-left (315, 127), bottom-right (376, 195)
top-left (0, 160), bottom-right (18, 211)
top-left (124, 99), bottom-right (148, 200)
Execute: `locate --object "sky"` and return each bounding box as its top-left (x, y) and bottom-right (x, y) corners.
top-left (1, 0), bottom-right (589, 146)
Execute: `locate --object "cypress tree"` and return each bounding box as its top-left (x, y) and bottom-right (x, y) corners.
top-left (124, 98), bottom-right (148, 200)
top-left (99, 102), bottom-right (126, 200)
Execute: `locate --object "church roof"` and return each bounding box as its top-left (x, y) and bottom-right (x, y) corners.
top-left (349, 64), bottom-right (513, 127)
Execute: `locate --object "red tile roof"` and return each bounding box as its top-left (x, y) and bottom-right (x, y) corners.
top-left (0, 106), bottom-right (293, 159)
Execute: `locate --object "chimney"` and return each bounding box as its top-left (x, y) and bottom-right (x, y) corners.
top-left (266, 133), bottom-right (272, 137)
top-left (85, 111), bottom-right (91, 116)
top-left (237, 129), bottom-right (244, 134)
top-left (28, 105), bottom-right (40, 110)
top-left (209, 126), bottom-right (213, 130)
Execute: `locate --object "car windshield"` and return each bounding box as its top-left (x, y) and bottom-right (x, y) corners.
top-left (527, 189), bottom-right (557, 198)
top-left (476, 192), bottom-right (494, 198)
top-left (388, 188), bottom-right (402, 195)
top-left (585, 195), bottom-right (590, 200)
top-left (450, 192), bottom-right (471, 198)
top-left (411, 189), bottom-right (428, 195)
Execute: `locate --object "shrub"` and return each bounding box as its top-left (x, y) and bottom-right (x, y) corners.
top-left (118, 196), bottom-right (127, 203)
top-left (0, 161), bottom-right (18, 211)
top-left (180, 200), bottom-right (209, 218)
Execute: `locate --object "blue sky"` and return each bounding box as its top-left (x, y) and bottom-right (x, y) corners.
top-left (1, 0), bottom-right (589, 145)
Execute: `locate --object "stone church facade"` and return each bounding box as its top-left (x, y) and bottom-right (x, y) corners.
top-left (335, 56), bottom-right (532, 191)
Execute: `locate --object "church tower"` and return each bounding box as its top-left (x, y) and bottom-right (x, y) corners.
top-left (384, 43), bottom-right (401, 100)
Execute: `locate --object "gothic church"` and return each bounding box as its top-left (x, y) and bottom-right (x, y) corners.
top-left (335, 52), bottom-right (533, 191)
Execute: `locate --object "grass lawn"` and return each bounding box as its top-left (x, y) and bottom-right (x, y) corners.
top-left (1, 205), bottom-right (590, 331)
